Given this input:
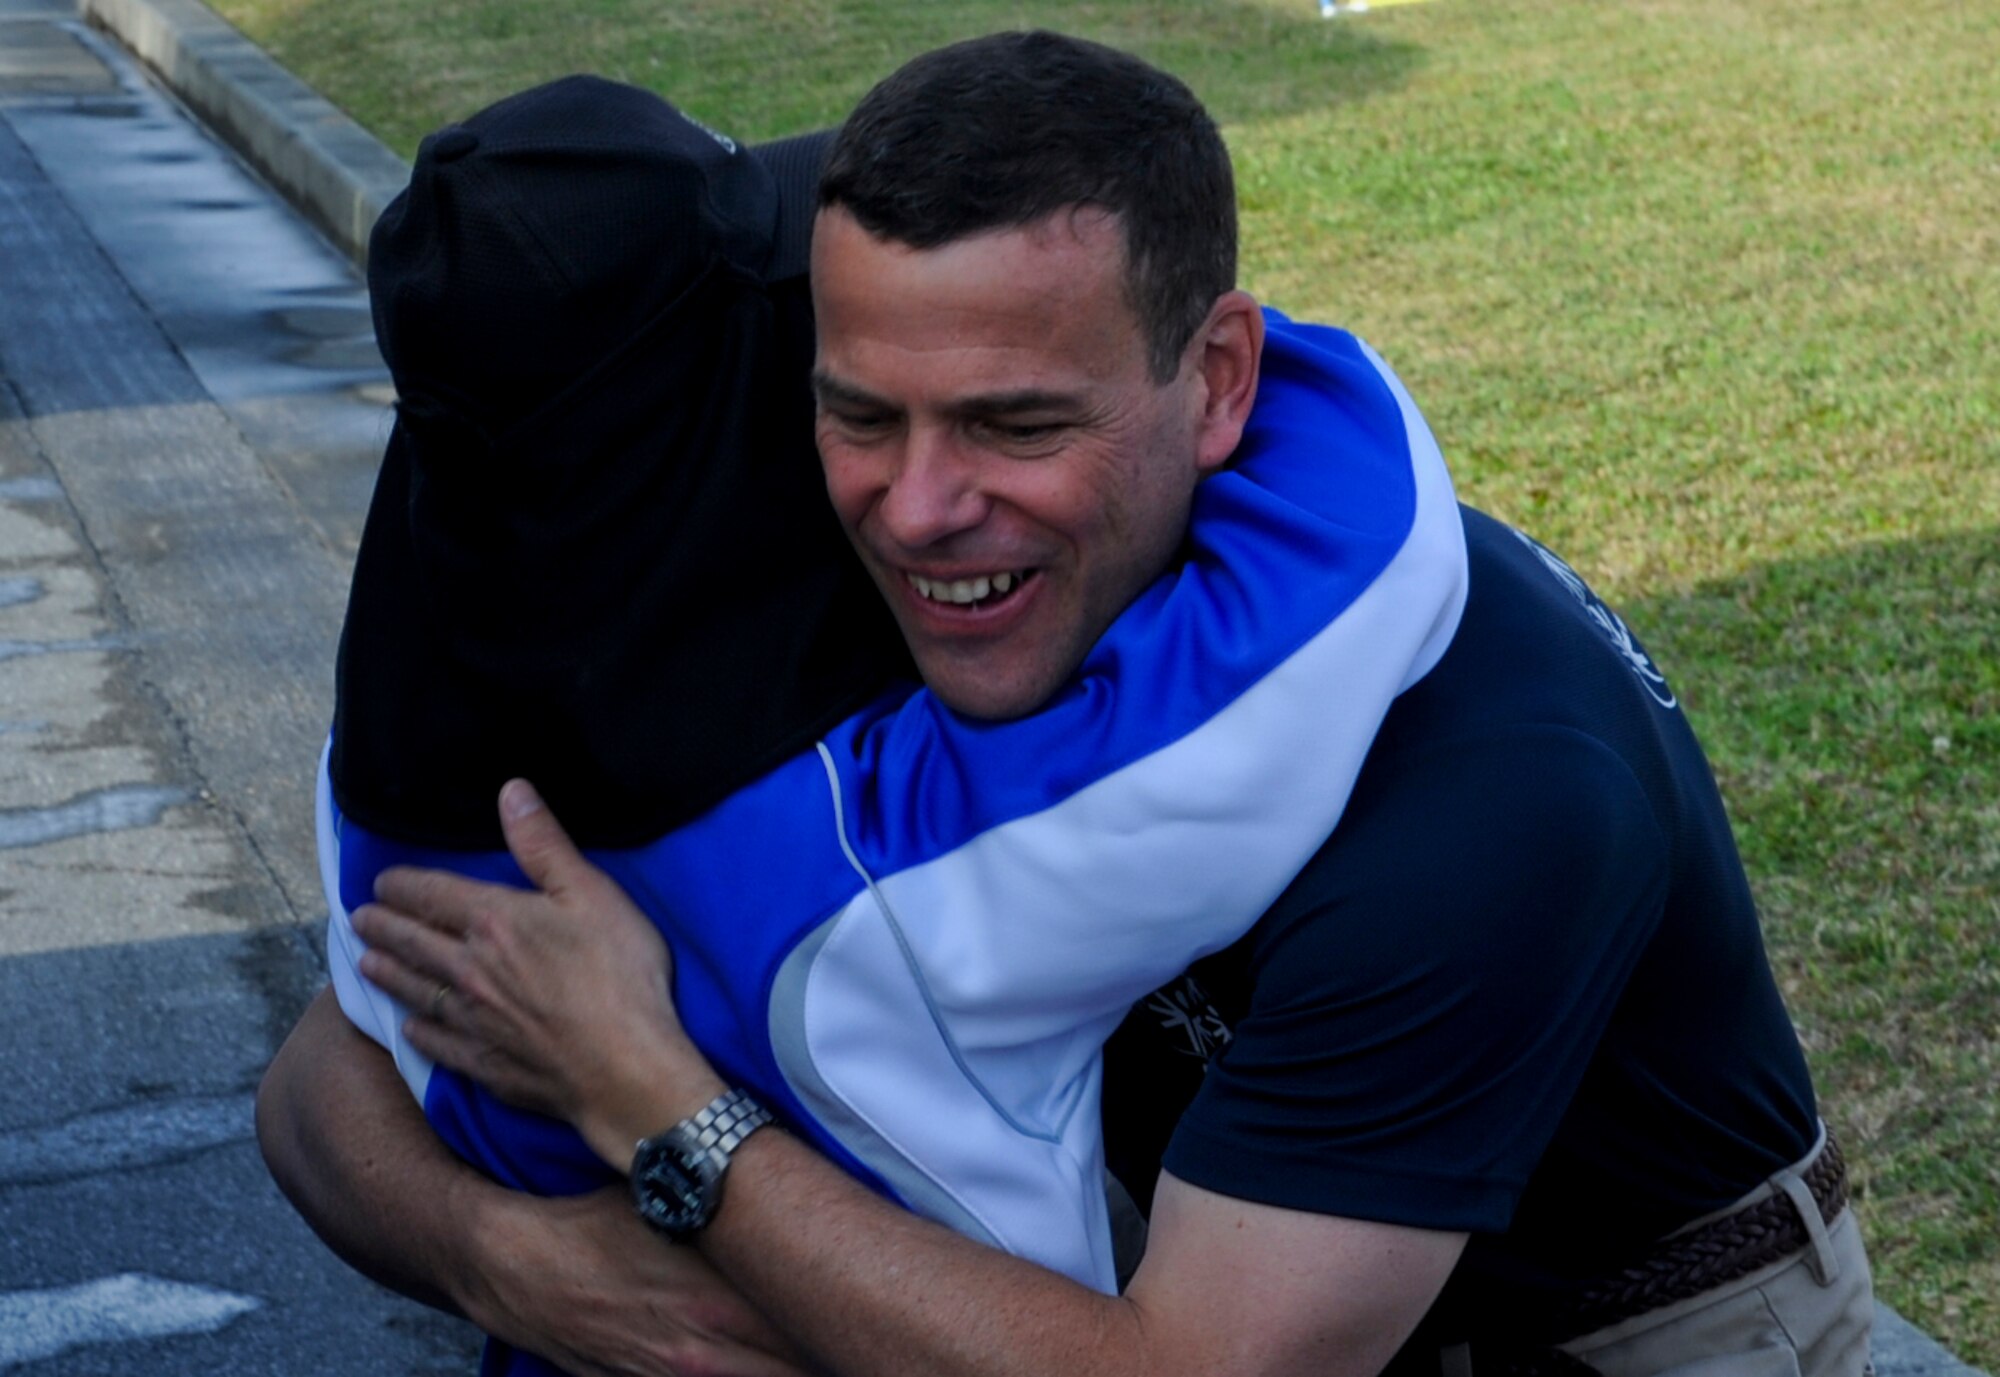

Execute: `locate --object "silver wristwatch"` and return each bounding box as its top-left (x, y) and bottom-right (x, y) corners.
top-left (630, 1088), bottom-right (775, 1240)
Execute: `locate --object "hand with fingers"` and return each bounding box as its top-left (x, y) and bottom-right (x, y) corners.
top-left (352, 779), bottom-right (727, 1173)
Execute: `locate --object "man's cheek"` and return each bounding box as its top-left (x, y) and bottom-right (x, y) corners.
top-left (816, 446), bottom-right (873, 532)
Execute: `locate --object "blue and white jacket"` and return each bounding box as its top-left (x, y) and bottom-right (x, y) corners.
top-left (321, 313), bottom-right (1466, 1304)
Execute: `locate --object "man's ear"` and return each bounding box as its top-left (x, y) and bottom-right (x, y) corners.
top-left (1189, 290), bottom-right (1264, 475)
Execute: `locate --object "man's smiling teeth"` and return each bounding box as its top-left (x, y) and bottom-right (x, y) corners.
top-left (909, 571), bottom-right (1022, 605)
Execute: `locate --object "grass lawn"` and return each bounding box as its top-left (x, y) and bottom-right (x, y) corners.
top-left (207, 0), bottom-right (2000, 1359)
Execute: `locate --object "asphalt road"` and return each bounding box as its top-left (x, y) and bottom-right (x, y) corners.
top-left (0, 0), bottom-right (1989, 1374)
top-left (0, 0), bottom-right (478, 1367)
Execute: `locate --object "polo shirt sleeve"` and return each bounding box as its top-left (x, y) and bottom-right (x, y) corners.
top-left (1162, 724), bottom-right (1672, 1234)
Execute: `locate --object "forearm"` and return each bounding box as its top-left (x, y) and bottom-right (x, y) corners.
top-left (697, 1130), bottom-right (1453, 1377)
top-left (699, 1128), bottom-right (1156, 1377)
top-left (255, 986), bottom-right (489, 1315)
top-left (261, 987), bottom-right (816, 1377)
top-left (258, 988), bottom-right (576, 1335)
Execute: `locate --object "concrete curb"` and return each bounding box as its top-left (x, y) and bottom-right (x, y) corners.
top-left (1876, 1307), bottom-right (1989, 1377)
top-left (77, 0), bottom-right (408, 266)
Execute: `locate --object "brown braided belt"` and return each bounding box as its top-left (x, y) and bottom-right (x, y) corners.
top-left (1546, 1132), bottom-right (1848, 1343)
top-left (1467, 1135), bottom-right (1849, 1377)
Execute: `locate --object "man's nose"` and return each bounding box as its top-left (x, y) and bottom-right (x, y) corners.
top-left (877, 428), bottom-right (989, 548)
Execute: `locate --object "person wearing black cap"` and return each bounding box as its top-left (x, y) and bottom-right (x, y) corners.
top-left (271, 68), bottom-right (1470, 1377)
top-left (338, 74), bottom-right (893, 854)
top-left (271, 34), bottom-right (1865, 1377)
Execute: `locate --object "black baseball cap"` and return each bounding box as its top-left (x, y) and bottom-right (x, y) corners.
top-left (367, 74), bottom-right (831, 433)
top-left (334, 76), bottom-right (909, 850)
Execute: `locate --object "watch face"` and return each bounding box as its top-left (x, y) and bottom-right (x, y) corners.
top-left (633, 1135), bottom-right (722, 1238)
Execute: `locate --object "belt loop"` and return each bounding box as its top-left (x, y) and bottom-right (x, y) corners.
top-left (1441, 1342), bottom-right (1476, 1377)
top-left (1773, 1169), bottom-right (1838, 1286)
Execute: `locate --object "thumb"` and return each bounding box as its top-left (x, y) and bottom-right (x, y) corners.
top-left (498, 779), bottom-right (585, 895)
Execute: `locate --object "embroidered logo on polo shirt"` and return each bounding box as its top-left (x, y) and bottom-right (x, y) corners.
top-left (1146, 976), bottom-right (1234, 1062)
top-left (1512, 530), bottom-right (1678, 710)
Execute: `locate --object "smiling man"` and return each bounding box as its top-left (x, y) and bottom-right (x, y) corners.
top-left (261, 30), bottom-right (1871, 1377)
top-left (810, 206), bottom-right (1234, 719)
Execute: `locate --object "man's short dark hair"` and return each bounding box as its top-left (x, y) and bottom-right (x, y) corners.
top-left (819, 30), bottom-right (1237, 382)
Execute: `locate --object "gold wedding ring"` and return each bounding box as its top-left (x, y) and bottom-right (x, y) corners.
top-left (428, 982), bottom-right (451, 1018)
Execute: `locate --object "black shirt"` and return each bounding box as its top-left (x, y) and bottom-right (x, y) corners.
top-left (1104, 506), bottom-right (1817, 1341)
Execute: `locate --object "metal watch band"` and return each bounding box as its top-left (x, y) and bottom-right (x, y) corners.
top-left (629, 1088), bottom-right (774, 1242)
top-left (681, 1088), bottom-right (773, 1158)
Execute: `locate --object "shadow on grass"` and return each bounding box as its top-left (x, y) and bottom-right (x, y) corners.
top-left (233, 0), bottom-right (1428, 156)
top-left (1624, 525), bottom-right (1997, 981)
top-left (1622, 527), bottom-right (1999, 1351)
top-left (1626, 526), bottom-right (1996, 885)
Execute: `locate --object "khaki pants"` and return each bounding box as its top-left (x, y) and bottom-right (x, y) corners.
top-left (1561, 1130), bottom-right (1874, 1377)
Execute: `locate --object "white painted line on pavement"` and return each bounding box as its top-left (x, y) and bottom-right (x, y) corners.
top-left (0, 782), bottom-right (190, 849)
top-left (0, 1092), bottom-right (255, 1186)
top-left (0, 476), bottom-right (63, 502)
top-left (0, 1272), bottom-right (259, 1367)
top-left (0, 632), bottom-right (131, 663)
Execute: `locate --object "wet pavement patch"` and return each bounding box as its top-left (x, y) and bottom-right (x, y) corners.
top-left (0, 20), bottom-right (118, 98)
top-left (0, 782), bottom-right (191, 849)
top-left (0, 1091), bottom-right (256, 1187)
top-left (0, 475), bottom-right (64, 500)
top-left (0, 632), bottom-right (131, 663)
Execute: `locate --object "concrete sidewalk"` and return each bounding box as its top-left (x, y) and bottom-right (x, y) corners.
top-left (0, 0), bottom-right (1985, 1372)
top-left (0, 0), bottom-right (475, 1367)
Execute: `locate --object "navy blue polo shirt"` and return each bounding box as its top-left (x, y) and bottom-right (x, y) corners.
top-left (1104, 505), bottom-right (1817, 1338)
